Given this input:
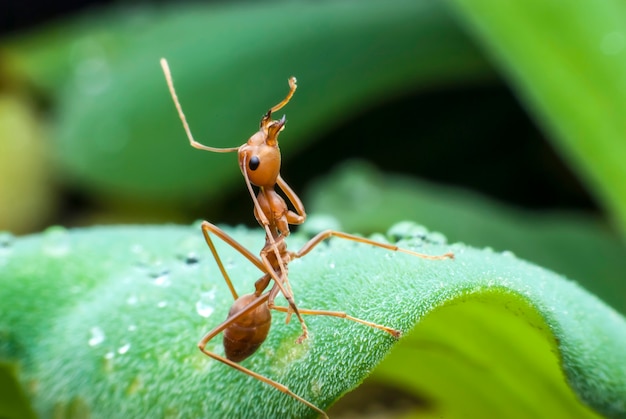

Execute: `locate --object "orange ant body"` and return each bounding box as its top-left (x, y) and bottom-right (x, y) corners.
top-left (160, 58), bottom-right (453, 418)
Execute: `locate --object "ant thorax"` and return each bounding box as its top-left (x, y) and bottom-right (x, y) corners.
top-left (255, 188), bottom-right (290, 237)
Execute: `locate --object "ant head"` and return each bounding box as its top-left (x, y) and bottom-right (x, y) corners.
top-left (238, 114), bottom-right (286, 188)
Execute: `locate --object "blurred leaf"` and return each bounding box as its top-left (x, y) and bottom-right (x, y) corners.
top-left (0, 94), bottom-right (55, 233)
top-left (4, 0), bottom-right (490, 202)
top-left (0, 362), bottom-right (36, 419)
top-left (307, 161), bottom-right (626, 315)
top-left (1, 225), bottom-right (624, 418)
top-left (444, 0), bottom-right (626, 235)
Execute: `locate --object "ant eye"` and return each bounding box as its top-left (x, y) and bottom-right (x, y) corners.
top-left (249, 156), bottom-right (260, 171)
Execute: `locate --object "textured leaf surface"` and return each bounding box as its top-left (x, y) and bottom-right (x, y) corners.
top-left (308, 161), bottom-right (626, 315)
top-left (0, 225), bottom-right (624, 418)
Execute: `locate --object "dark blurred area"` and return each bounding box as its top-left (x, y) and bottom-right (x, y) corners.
top-left (2, 1), bottom-right (111, 35)
top-left (0, 0), bottom-right (598, 235)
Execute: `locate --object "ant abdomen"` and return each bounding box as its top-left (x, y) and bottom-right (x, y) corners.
top-left (223, 294), bottom-right (272, 362)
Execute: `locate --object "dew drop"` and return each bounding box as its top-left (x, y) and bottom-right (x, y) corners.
top-left (128, 324), bottom-right (137, 332)
top-left (157, 301), bottom-right (168, 308)
top-left (117, 343), bottom-right (131, 355)
top-left (176, 234), bottom-right (204, 264)
top-left (0, 232), bottom-right (14, 248)
top-left (88, 327), bottom-right (105, 346)
top-left (310, 380), bottom-right (322, 397)
top-left (0, 231), bottom-right (14, 261)
top-left (152, 272), bottom-right (171, 287)
top-left (43, 226), bottom-right (70, 257)
top-left (328, 261), bottom-right (336, 269)
top-left (126, 295), bottom-right (138, 305)
top-left (185, 252), bottom-right (199, 265)
top-left (426, 231), bottom-right (447, 245)
top-left (387, 221), bottom-right (428, 241)
top-left (299, 214), bottom-right (342, 237)
top-left (104, 351), bottom-right (115, 360)
top-left (224, 257), bottom-right (238, 270)
top-left (196, 289), bottom-right (216, 318)
top-left (131, 244), bottom-right (153, 268)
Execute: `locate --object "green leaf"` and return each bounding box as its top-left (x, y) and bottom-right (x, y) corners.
top-left (307, 161), bottom-right (626, 316)
top-left (444, 0), bottom-right (626, 235)
top-left (0, 225), bottom-right (624, 418)
top-left (4, 0), bottom-right (489, 202)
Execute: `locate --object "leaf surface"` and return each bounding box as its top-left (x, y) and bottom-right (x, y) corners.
top-left (0, 225), bottom-right (624, 418)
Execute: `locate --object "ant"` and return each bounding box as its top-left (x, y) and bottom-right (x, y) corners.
top-left (160, 58), bottom-right (454, 418)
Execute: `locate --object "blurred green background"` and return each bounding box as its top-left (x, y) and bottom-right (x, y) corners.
top-left (1, 0), bottom-right (625, 319)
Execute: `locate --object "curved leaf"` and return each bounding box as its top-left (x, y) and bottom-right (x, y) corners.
top-left (0, 225), bottom-right (624, 418)
top-left (445, 0), bottom-right (626, 235)
top-left (307, 161), bottom-right (626, 315)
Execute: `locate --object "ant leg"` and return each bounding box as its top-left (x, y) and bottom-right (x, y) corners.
top-left (200, 221), bottom-right (267, 300)
top-left (278, 230), bottom-right (453, 339)
top-left (260, 253), bottom-right (309, 344)
top-left (294, 230), bottom-right (455, 261)
top-left (271, 305), bottom-right (401, 338)
top-left (197, 293), bottom-right (329, 419)
top-left (277, 175), bottom-right (306, 225)
top-left (240, 156), bottom-right (288, 282)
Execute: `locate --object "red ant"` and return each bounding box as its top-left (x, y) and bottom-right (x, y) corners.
top-left (160, 58), bottom-right (453, 418)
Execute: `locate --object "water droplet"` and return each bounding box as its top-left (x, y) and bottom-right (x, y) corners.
top-left (328, 261), bottom-right (336, 269)
top-left (104, 351), bottom-right (115, 360)
top-left (501, 250), bottom-right (515, 258)
top-left (117, 343), bottom-right (131, 355)
top-left (131, 244), bottom-right (152, 268)
top-left (299, 214), bottom-right (342, 237)
top-left (157, 301), bottom-right (168, 308)
top-left (0, 232), bottom-right (14, 261)
top-left (152, 271), bottom-right (171, 287)
top-left (0, 232), bottom-right (14, 248)
top-left (126, 295), bottom-right (138, 305)
top-left (185, 252), bottom-right (199, 265)
top-left (196, 289), bottom-right (216, 318)
top-left (128, 324), bottom-right (137, 332)
top-left (88, 327), bottom-right (105, 346)
top-left (387, 221), bottom-right (428, 241)
top-left (601, 31), bottom-right (625, 55)
top-left (43, 226), bottom-right (70, 257)
top-left (426, 231), bottom-right (447, 245)
top-left (225, 258), bottom-right (238, 270)
top-left (176, 234), bottom-right (204, 264)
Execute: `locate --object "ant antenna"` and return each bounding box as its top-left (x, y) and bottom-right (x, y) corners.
top-left (160, 58), bottom-right (239, 153)
top-left (269, 77), bottom-right (297, 114)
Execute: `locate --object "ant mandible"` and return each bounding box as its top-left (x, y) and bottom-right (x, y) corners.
top-left (160, 58), bottom-right (454, 418)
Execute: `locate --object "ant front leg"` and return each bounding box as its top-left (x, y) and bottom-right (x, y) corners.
top-left (276, 175), bottom-right (306, 225)
top-left (260, 252), bottom-right (310, 344)
top-left (200, 221), bottom-right (267, 300)
top-left (278, 229), bottom-right (454, 338)
top-left (294, 230), bottom-right (455, 261)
